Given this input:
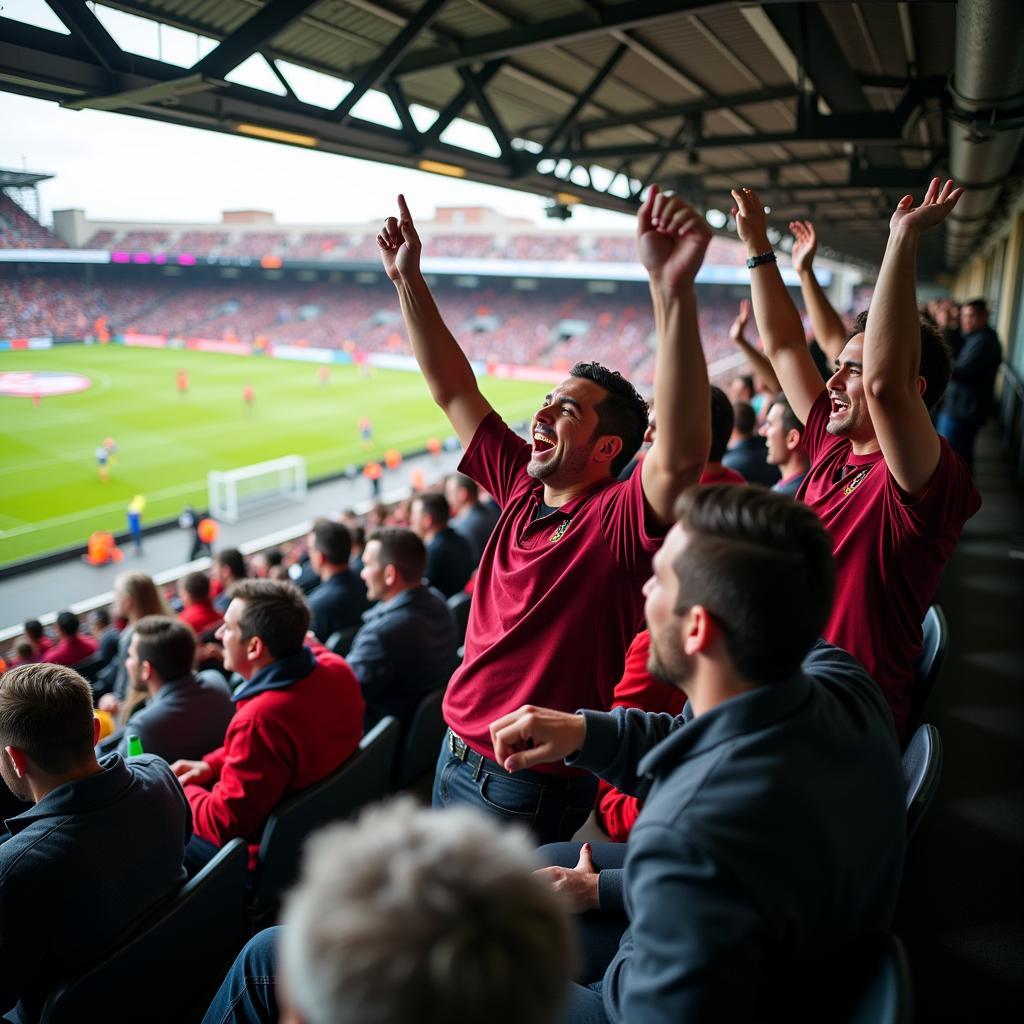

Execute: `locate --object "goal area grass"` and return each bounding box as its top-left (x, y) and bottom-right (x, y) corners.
top-left (0, 345), bottom-right (542, 565)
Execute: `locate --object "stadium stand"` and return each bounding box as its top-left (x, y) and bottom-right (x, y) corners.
top-left (0, 192), bottom-right (66, 249)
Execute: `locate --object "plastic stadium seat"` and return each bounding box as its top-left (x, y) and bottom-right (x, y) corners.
top-left (325, 624), bottom-right (360, 657)
top-left (907, 605), bottom-right (948, 740)
top-left (447, 592), bottom-right (471, 647)
top-left (39, 838), bottom-right (249, 1024)
top-left (842, 933), bottom-right (913, 1024)
top-left (902, 723), bottom-right (943, 842)
top-left (249, 715), bottom-right (400, 927)
top-left (393, 687), bottom-right (447, 790)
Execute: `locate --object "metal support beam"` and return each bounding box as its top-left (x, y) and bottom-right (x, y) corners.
top-left (457, 65), bottom-right (514, 163)
top-left (534, 86), bottom-right (800, 139)
top-left (45, 0), bottom-right (131, 74)
top-left (383, 79), bottom-right (419, 139)
top-left (191, 0), bottom-right (322, 80)
top-left (365, 0), bottom-right (712, 77)
top-left (540, 41), bottom-right (628, 156)
top-left (764, 4), bottom-right (870, 114)
top-left (336, 0), bottom-right (450, 123)
top-left (263, 53), bottom-right (297, 101)
top-left (422, 60), bottom-right (503, 144)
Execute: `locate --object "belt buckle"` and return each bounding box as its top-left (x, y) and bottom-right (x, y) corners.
top-left (448, 730), bottom-right (468, 763)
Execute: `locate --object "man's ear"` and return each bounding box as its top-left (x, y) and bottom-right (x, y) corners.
top-left (5, 744), bottom-right (29, 778)
top-left (593, 435), bottom-right (624, 466)
top-left (247, 635), bottom-right (267, 663)
top-left (915, 375), bottom-right (927, 399)
top-left (92, 716), bottom-right (101, 746)
top-left (785, 428), bottom-right (802, 453)
top-left (681, 605), bottom-right (718, 656)
top-left (383, 563), bottom-right (398, 589)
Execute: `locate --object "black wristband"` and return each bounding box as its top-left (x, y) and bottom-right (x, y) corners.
top-left (746, 250), bottom-right (777, 269)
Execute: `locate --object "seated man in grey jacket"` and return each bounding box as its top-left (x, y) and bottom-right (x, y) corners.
top-left (491, 485), bottom-right (906, 1024)
top-left (117, 615), bottom-right (235, 762)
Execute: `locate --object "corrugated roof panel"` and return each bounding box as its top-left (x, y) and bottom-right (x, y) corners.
top-left (696, 6), bottom-right (794, 90)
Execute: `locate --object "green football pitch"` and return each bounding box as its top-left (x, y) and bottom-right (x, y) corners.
top-left (0, 345), bottom-right (543, 565)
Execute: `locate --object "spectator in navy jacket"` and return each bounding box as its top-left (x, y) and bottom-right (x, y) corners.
top-left (410, 492), bottom-right (475, 598)
top-left (722, 400), bottom-right (780, 486)
top-left (306, 520), bottom-right (370, 643)
top-left (446, 472), bottom-right (500, 563)
top-left (349, 529), bottom-right (458, 733)
top-left (0, 663), bottom-right (190, 1023)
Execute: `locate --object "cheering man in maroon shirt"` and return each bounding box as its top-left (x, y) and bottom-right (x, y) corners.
top-left (733, 178), bottom-right (981, 741)
top-left (377, 188), bottom-right (711, 842)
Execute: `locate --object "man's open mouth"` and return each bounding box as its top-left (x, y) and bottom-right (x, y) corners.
top-left (533, 431), bottom-right (556, 453)
top-left (829, 395), bottom-right (849, 414)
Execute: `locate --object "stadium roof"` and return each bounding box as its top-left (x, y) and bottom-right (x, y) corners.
top-left (0, 169), bottom-right (54, 190)
top-left (1, 1), bottom-right (1022, 272)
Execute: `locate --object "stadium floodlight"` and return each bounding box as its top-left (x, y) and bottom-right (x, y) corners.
top-left (208, 455), bottom-right (308, 524)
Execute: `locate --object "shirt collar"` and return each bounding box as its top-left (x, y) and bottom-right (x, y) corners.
top-left (636, 672), bottom-right (813, 779)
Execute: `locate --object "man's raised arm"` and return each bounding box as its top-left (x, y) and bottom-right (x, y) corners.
top-left (639, 186), bottom-right (712, 524)
top-left (863, 178), bottom-right (963, 497)
top-left (378, 194), bottom-right (492, 449)
top-left (790, 219), bottom-right (848, 364)
top-left (731, 188), bottom-right (825, 425)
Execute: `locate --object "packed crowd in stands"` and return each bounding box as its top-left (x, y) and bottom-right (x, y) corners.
top-left (1, 177), bottom-right (1004, 1024)
top-left (0, 193), bottom-right (66, 249)
top-left (0, 271), bottom-right (753, 386)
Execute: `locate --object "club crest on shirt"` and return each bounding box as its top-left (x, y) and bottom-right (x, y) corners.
top-left (843, 468), bottom-right (870, 496)
top-left (550, 519), bottom-right (571, 543)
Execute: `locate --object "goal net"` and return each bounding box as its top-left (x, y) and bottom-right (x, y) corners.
top-left (208, 455), bottom-right (308, 524)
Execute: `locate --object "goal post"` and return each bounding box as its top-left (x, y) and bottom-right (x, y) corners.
top-left (208, 455), bottom-right (308, 524)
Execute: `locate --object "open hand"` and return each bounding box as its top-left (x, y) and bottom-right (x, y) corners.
top-left (535, 842), bottom-right (600, 913)
top-left (789, 220), bottom-right (817, 274)
top-left (377, 194), bottom-right (422, 282)
top-left (730, 186), bottom-right (770, 253)
top-left (729, 298), bottom-right (751, 343)
top-left (890, 178), bottom-right (964, 235)
top-left (637, 184), bottom-right (711, 291)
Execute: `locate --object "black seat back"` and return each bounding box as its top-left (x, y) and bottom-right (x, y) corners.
top-left (393, 687), bottom-right (447, 789)
top-left (40, 838), bottom-right (249, 1024)
top-left (250, 716), bottom-right (401, 925)
top-left (902, 723), bottom-right (943, 842)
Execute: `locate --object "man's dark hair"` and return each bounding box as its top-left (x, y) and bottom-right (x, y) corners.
top-left (350, 526), bottom-right (366, 549)
top-left (570, 362), bottom-right (648, 476)
top-left (672, 485), bottom-right (835, 683)
top-left (181, 571), bottom-right (211, 602)
top-left (93, 608), bottom-right (111, 629)
top-left (852, 310), bottom-right (953, 411)
top-left (0, 663), bottom-right (96, 774)
top-left (264, 548), bottom-right (285, 568)
top-left (216, 548), bottom-right (247, 581)
top-left (709, 386), bottom-right (735, 462)
top-left (229, 579), bottom-right (311, 660)
top-left (770, 393), bottom-right (804, 435)
top-left (963, 297), bottom-right (988, 315)
top-left (313, 521), bottom-right (353, 566)
top-left (56, 611), bottom-right (80, 638)
top-left (415, 492), bottom-right (450, 527)
top-left (24, 620), bottom-right (45, 642)
top-left (732, 374), bottom-right (755, 399)
top-left (449, 472), bottom-right (478, 500)
top-left (732, 401), bottom-right (757, 437)
top-left (368, 528), bottom-right (427, 585)
top-left (133, 615), bottom-right (196, 682)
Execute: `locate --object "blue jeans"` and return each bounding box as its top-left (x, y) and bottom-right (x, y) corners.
top-left (203, 927), bottom-right (279, 1024)
top-left (936, 412), bottom-right (979, 475)
top-left (432, 733), bottom-right (598, 846)
top-left (563, 982), bottom-right (609, 1023)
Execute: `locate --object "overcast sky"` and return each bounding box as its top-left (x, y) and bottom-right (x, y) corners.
top-left (1, 88), bottom-right (637, 231)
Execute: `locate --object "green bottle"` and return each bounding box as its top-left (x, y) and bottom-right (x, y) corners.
top-left (126, 734), bottom-right (144, 758)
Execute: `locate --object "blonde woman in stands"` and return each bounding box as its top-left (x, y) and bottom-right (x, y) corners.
top-left (96, 572), bottom-right (173, 722)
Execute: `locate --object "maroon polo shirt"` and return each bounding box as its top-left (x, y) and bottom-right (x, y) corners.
top-left (797, 391), bottom-right (980, 739)
top-left (444, 412), bottom-right (667, 775)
